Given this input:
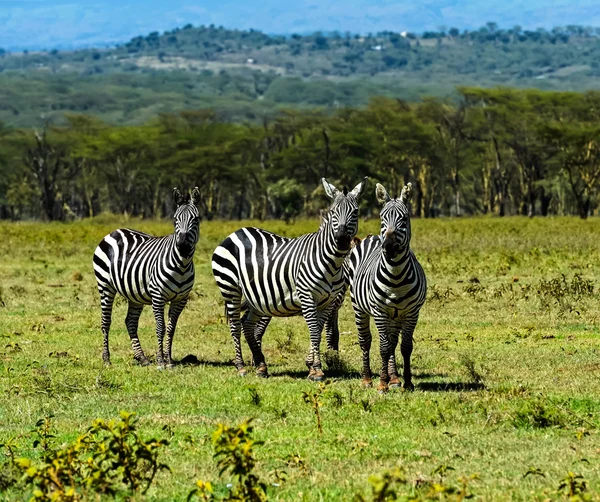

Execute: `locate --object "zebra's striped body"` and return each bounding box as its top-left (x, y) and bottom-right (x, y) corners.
top-left (212, 177), bottom-right (367, 380)
top-left (93, 188), bottom-right (201, 367)
top-left (347, 182), bottom-right (427, 391)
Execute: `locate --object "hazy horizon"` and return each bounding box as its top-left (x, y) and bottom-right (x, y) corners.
top-left (2, 0), bottom-right (600, 51)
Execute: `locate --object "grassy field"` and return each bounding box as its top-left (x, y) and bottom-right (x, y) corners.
top-left (2, 216), bottom-right (600, 500)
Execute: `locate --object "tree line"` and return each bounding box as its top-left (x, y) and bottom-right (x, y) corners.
top-left (2, 86), bottom-right (600, 221)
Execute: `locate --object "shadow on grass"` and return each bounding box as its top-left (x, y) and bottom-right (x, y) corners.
top-left (417, 381), bottom-right (485, 392)
top-left (174, 354), bottom-right (232, 367)
top-left (269, 368), bottom-right (362, 380)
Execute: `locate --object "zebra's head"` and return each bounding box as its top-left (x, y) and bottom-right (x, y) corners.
top-left (173, 187), bottom-right (201, 257)
top-left (376, 182), bottom-right (412, 259)
top-left (322, 177), bottom-right (368, 250)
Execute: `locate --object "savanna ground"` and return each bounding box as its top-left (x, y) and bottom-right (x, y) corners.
top-left (1, 216), bottom-right (600, 500)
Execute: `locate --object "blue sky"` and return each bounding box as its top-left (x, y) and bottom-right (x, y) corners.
top-left (1, 1), bottom-right (600, 50)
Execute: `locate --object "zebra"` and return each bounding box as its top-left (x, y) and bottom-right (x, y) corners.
top-left (345, 182), bottom-right (427, 392)
top-left (211, 177), bottom-right (368, 381)
top-left (92, 187), bottom-right (201, 368)
top-left (242, 219), bottom-right (363, 355)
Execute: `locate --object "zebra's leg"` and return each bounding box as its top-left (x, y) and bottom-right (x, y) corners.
top-left (165, 297), bottom-right (188, 368)
top-left (151, 297), bottom-right (167, 368)
top-left (253, 316), bottom-right (271, 352)
top-left (125, 302), bottom-right (150, 366)
top-left (374, 316), bottom-right (393, 393)
top-left (325, 290), bottom-right (345, 351)
top-left (242, 310), bottom-right (269, 378)
top-left (100, 289), bottom-right (116, 365)
top-left (388, 353), bottom-right (400, 388)
top-left (226, 301), bottom-right (246, 376)
top-left (324, 306), bottom-right (340, 351)
top-left (400, 316), bottom-right (419, 391)
top-left (388, 328), bottom-right (401, 389)
top-left (302, 302), bottom-right (327, 381)
top-left (355, 309), bottom-right (372, 387)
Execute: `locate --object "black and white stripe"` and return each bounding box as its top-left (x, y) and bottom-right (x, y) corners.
top-left (211, 177), bottom-right (367, 380)
top-left (92, 187), bottom-right (201, 367)
top-left (346, 182), bottom-right (427, 391)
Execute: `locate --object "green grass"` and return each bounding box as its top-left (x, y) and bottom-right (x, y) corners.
top-left (2, 216), bottom-right (600, 500)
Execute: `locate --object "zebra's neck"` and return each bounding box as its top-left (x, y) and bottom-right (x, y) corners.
top-left (316, 218), bottom-right (351, 269)
top-left (170, 236), bottom-right (196, 269)
top-left (378, 246), bottom-right (410, 281)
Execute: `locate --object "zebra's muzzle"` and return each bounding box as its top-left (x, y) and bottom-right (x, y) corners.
top-left (176, 233), bottom-right (193, 255)
top-left (335, 227), bottom-right (352, 250)
top-left (382, 228), bottom-right (402, 258)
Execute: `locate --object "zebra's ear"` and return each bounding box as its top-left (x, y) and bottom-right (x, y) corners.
top-left (400, 182), bottom-right (413, 205)
top-left (173, 187), bottom-right (184, 206)
top-left (191, 187), bottom-right (201, 205)
top-left (349, 176), bottom-right (368, 199)
top-left (375, 183), bottom-right (391, 205)
top-left (322, 178), bottom-right (340, 200)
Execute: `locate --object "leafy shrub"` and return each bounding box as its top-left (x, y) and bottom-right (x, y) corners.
top-left (513, 399), bottom-right (565, 429)
top-left (302, 381), bottom-right (330, 436)
top-left (189, 419), bottom-right (268, 502)
top-left (557, 471), bottom-right (588, 498)
top-left (537, 274), bottom-right (594, 301)
top-left (6, 411), bottom-right (169, 500)
top-left (354, 467), bottom-right (407, 501)
top-left (267, 179), bottom-right (305, 224)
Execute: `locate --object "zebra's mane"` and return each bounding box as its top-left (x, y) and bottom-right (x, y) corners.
top-left (319, 208), bottom-right (330, 229)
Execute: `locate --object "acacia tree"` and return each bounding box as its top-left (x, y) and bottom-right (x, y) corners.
top-left (461, 88), bottom-right (558, 217)
top-left (544, 123), bottom-right (600, 218)
top-left (418, 98), bottom-right (473, 216)
top-left (24, 126), bottom-right (82, 221)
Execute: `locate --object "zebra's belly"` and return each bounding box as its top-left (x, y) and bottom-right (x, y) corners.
top-left (113, 279), bottom-right (153, 304)
top-left (246, 290), bottom-right (303, 317)
top-left (110, 269), bottom-right (194, 305)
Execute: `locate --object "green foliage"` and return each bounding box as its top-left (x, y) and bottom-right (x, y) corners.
top-left (4, 411), bottom-right (170, 500)
top-left (557, 472), bottom-right (589, 499)
top-left (188, 480), bottom-right (215, 501)
top-left (83, 411), bottom-right (171, 494)
top-left (537, 274), bottom-right (595, 301)
top-left (211, 419), bottom-right (268, 502)
top-left (513, 399), bottom-right (565, 429)
top-left (267, 179), bottom-right (305, 223)
top-left (4, 87), bottom-right (600, 220)
top-left (354, 467), bottom-right (407, 501)
top-left (301, 381), bottom-right (330, 436)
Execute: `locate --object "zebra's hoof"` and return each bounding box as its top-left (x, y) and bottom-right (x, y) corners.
top-left (166, 363), bottom-right (175, 370)
top-left (389, 377), bottom-right (401, 389)
top-left (307, 368), bottom-right (325, 381)
top-left (238, 368), bottom-right (248, 377)
top-left (256, 364), bottom-right (269, 378)
top-left (377, 383), bottom-right (388, 394)
top-left (136, 358), bottom-right (151, 367)
top-left (361, 378), bottom-right (373, 388)
top-left (103, 359), bottom-right (112, 366)
top-left (157, 365), bottom-right (166, 371)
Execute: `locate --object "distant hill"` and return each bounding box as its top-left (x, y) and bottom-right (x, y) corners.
top-left (2, 23), bottom-right (600, 127)
top-left (2, 0), bottom-right (600, 51)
